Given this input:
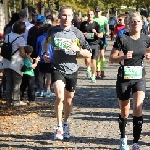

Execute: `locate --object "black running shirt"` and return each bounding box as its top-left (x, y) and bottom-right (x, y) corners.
top-left (80, 21), bottom-right (101, 45)
top-left (113, 34), bottom-right (150, 66)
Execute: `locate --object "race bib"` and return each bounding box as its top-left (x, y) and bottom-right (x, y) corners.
top-left (124, 66), bottom-right (142, 79)
top-left (54, 38), bottom-right (71, 50)
top-left (86, 33), bottom-right (94, 39)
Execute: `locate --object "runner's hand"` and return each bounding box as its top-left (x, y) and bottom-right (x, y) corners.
top-left (124, 51), bottom-right (133, 59)
top-left (69, 40), bottom-right (80, 52)
top-left (43, 53), bottom-right (50, 63)
top-left (83, 32), bottom-right (87, 36)
top-left (106, 32), bottom-right (109, 36)
top-left (92, 29), bottom-right (97, 34)
top-left (145, 53), bottom-right (150, 60)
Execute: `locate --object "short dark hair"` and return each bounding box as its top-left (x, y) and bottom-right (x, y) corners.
top-left (19, 9), bottom-right (27, 18)
top-left (118, 14), bottom-right (125, 18)
top-left (24, 45), bottom-right (33, 54)
top-left (43, 24), bottom-right (51, 33)
top-left (13, 21), bottom-right (26, 34)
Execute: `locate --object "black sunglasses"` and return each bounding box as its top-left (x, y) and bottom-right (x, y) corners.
top-left (131, 20), bottom-right (141, 24)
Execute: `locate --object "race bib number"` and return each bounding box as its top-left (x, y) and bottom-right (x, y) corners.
top-left (54, 38), bottom-right (71, 50)
top-left (124, 66), bottom-right (142, 79)
top-left (86, 33), bottom-right (94, 39)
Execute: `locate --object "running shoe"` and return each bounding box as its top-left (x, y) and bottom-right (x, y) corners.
top-left (132, 143), bottom-right (140, 150)
top-left (54, 126), bottom-right (63, 140)
top-left (86, 71), bottom-right (91, 79)
top-left (38, 89), bottom-right (44, 97)
top-left (91, 77), bottom-right (96, 83)
top-left (101, 71), bottom-right (106, 78)
top-left (120, 136), bottom-right (129, 150)
top-left (63, 123), bottom-right (70, 139)
top-left (46, 91), bottom-right (52, 97)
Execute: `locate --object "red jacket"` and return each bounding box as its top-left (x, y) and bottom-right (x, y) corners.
top-left (114, 24), bottom-right (125, 35)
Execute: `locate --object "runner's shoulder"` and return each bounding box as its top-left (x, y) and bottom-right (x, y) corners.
top-left (80, 21), bottom-right (88, 26)
top-left (71, 25), bottom-right (83, 35)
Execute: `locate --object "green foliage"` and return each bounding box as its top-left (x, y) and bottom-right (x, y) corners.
top-left (7, 0), bottom-right (150, 15)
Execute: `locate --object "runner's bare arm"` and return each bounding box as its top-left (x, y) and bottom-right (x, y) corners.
top-left (145, 47), bottom-right (150, 60)
top-left (95, 23), bottom-right (103, 38)
top-left (96, 32), bottom-right (103, 38)
top-left (43, 37), bottom-right (51, 53)
top-left (109, 48), bottom-right (125, 63)
top-left (42, 28), bottom-right (51, 53)
top-left (146, 47), bottom-right (150, 53)
top-left (105, 24), bottom-right (109, 35)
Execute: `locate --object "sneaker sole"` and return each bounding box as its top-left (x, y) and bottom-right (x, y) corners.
top-left (54, 136), bottom-right (63, 140)
top-left (64, 136), bottom-right (70, 139)
top-left (120, 145), bottom-right (129, 150)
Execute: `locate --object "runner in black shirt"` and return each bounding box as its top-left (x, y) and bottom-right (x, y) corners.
top-left (80, 10), bottom-right (103, 83)
top-left (109, 12), bottom-right (150, 150)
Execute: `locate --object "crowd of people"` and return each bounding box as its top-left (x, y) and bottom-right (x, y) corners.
top-left (108, 12), bottom-right (150, 41)
top-left (0, 5), bottom-right (150, 150)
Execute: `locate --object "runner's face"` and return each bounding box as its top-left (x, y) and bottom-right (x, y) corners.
top-left (117, 17), bottom-right (124, 25)
top-left (87, 11), bottom-right (94, 21)
top-left (95, 11), bottom-right (101, 17)
top-left (60, 9), bottom-right (73, 27)
top-left (130, 16), bottom-right (142, 32)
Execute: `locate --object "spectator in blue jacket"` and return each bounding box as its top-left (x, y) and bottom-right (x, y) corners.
top-left (36, 23), bottom-right (53, 97)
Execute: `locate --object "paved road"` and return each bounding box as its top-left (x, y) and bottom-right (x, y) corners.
top-left (0, 39), bottom-right (150, 150)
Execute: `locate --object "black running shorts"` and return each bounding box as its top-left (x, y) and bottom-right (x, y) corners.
top-left (51, 69), bottom-right (78, 92)
top-left (90, 44), bottom-right (99, 59)
top-left (116, 76), bottom-right (146, 100)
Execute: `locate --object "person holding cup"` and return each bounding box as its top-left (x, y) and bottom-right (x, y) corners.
top-left (109, 12), bottom-right (150, 150)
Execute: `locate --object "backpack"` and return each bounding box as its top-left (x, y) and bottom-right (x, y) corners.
top-left (116, 28), bottom-right (126, 40)
top-left (1, 35), bottom-right (20, 61)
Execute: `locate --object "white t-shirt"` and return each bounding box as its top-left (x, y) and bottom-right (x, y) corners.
top-left (24, 21), bottom-right (34, 45)
top-left (2, 32), bottom-right (25, 76)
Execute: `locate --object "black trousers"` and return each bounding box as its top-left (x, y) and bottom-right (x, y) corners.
top-left (20, 74), bottom-right (35, 101)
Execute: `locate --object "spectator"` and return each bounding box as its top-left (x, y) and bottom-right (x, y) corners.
top-left (20, 45), bottom-right (40, 104)
top-left (27, 14), bottom-right (46, 89)
top-left (3, 21), bottom-right (26, 106)
top-left (36, 23), bottom-right (53, 97)
top-left (30, 12), bottom-right (37, 25)
top-left (4, 13), bottom-right (20, 36)
top-left (114, 14), bottom-right (126, 40)
top-left (19, 9), bottom-right (34, 45)
top-left (44, 9), bottom-right (53, 24)
top-left (142, 16), bottom-right (149, 35)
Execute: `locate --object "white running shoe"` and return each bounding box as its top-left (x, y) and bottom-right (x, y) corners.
top-left (120, 135), bottom-right (129, 150)
top-left (54, 126), bottom-right (63, 140)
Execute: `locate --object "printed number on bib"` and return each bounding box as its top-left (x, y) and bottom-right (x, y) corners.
top-left (124, 66), bottom-right (142, 79)
top-left (86, 33), bottom-right (94, 39)
top-left (54, 38), bottom-right (71, 50)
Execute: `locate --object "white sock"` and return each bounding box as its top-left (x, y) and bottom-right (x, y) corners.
top-left (57, 123), bottom-right (62, 127)
top-left (87, 66), bottom-right (91, 71)
top-left (92, 74), bottom-right (95, 79)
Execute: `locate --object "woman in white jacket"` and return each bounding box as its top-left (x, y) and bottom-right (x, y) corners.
top-left (3, 21), bottom-right (26, 106)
